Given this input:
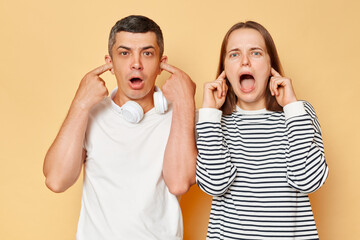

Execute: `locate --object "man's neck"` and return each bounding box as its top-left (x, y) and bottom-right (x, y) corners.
top-left (113, 91), bottom-right (155, 113)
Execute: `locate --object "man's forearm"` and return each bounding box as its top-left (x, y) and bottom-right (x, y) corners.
top-left (43, 63), bottom-right (111, 193)
top-left (163, 101), bottom-right (197, 196)
top-left (43, 102), bottom-right (89, 193)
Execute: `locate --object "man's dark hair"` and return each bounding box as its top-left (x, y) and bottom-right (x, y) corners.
top-left (108, 15), bottom-right (164, 58)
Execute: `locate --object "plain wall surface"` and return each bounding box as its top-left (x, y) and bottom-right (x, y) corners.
top-left (1, 0), bottom-right (359, 239)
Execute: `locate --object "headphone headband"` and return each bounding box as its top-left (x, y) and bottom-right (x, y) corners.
top-left (109, 87), bottom-right (168, 123)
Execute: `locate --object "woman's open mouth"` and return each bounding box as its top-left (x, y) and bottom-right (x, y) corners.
top-left (239, 73), bottom-right (255, 93)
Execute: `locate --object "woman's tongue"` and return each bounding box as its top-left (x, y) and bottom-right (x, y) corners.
top-left (240, 75), bottom-right (255, 92)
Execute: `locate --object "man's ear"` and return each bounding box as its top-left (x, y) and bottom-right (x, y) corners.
top-left (159, 55), bottom-right (168, 74)
top-left (105, 55), bottom-right (114, 74)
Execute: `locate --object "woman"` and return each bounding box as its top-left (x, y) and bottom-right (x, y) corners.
top-left (196, 21), bottom-right (328, 239)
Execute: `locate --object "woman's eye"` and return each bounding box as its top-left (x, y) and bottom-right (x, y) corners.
top-left (230, 53), bottom-right (239, 58)
top-left (252, 51), bottom-right (262, 56)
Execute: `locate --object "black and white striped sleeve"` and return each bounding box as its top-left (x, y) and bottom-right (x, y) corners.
top-left (284, 101), bottom-right (329, 193)
top-left (196, 108), bottom-right (237, 196)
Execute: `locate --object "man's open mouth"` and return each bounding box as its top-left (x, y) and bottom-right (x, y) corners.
top-left (129, 77), bottom-right (143, 84)
top-left (128, 76), bottom-right (145, 90)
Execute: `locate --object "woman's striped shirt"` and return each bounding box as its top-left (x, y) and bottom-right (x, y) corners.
top-left (196, 101), bottom-right (329, 240)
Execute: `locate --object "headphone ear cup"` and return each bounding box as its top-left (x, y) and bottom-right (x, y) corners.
top-left (121, 101), bottom-right (144, 124)
top-left (154, 91), bottom-right (168, 114)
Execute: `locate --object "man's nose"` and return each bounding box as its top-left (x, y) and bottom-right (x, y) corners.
top-left (131, 55), bottom-right (143, 70)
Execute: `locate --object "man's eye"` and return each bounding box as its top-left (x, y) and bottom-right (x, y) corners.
top-left (144, 52), bottom-right (153, 56)
top-left (120, 52), bottom-right (129, 56)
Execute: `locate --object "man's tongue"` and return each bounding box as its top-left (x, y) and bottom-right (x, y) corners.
top-left (240, 75), bottom-right (255, 92)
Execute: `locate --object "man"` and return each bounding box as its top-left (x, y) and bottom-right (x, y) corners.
top-left (43, 15), bottom-right (197, 239)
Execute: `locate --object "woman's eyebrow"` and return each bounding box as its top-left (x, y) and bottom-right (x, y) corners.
top-left (227, 48), bottom-right (240, 53)
top-left (250, 47), bottom-right (264, 51)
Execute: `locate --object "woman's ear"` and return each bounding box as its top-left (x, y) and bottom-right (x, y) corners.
top-left (105, 55), bottom-right (114, 74)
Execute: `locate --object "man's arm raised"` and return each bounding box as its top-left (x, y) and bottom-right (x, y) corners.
top-left (160, 62), bottom-right (197, 196)
top-left (43, 63), bottom-right (112, 193)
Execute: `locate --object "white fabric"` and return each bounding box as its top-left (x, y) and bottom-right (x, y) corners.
top-left (283, 101), bottom-right (306, 119)
top-left (235, 105), bottom-right (273, 114)
top-left (198, 108), bottom-right (222, 123)
top-left (76, 96), bottom-right (182, 240)
top-left (197, 102), bottom-right (305, 124)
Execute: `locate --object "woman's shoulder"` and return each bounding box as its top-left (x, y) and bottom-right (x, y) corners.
top-left (298, 100), bottom-right (318, 118)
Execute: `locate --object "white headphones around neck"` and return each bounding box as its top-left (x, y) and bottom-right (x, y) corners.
top-left (110, 87), bottom-right (168, 124)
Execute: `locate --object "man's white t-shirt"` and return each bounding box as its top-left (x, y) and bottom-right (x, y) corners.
top-left (76, 94), bottom-right (183, 240)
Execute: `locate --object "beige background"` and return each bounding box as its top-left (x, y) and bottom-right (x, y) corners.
top-left (1, 0), bottom-right (359, 239)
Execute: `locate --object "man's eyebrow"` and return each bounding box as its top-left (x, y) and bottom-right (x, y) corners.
top-left (142, 46), bottom-right (155, 51)
top-left (116, 45), bottom-right (155, 51)
top-left (117, 45), bottom-right (131, 50)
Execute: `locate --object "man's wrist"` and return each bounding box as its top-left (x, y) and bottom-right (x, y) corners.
top-left (71, 98), bottom-right (93, 113)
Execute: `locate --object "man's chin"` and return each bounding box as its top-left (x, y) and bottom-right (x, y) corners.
top-left (126, 90), bottom-right (153, 102)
